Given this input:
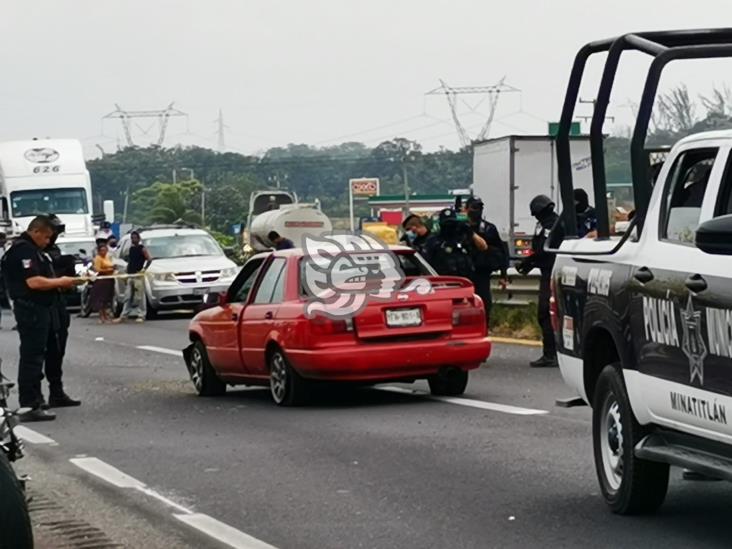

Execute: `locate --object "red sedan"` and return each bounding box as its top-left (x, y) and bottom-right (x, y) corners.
top-left (183, 246), bottom-right (491, 405)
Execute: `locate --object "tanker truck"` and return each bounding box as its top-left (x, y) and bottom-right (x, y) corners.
top-left (245, 190), bottom-right (332, 252)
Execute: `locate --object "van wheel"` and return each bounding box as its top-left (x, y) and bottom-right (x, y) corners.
top-left (428, 369), bottom-right (468, 396)
top-left (189, 341), bottom-right (226, 396)
top-left (593, 364), bottom-right (669, 514)
top-left (269, 349), bottom-right (309, 406)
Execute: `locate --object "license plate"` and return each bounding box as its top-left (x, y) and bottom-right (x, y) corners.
top-left (386, 308), bottom-right (422, 328)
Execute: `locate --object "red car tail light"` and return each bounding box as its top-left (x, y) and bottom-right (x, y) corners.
top-left (452, 298), bottom-right (485, 328)
top-left (310, 315), bottom-right (354, 335)
top-left (550, 277), bottom-right (559, 333)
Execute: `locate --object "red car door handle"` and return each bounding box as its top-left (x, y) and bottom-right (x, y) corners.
top-left (264, 311), bottom-right (274, 320)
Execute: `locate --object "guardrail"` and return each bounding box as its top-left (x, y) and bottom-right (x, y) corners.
top-left (490, 268), bottom-right (541, 306)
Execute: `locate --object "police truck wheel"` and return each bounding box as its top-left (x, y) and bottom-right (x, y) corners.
top-left (593, 364), bottom-right (669, 515)
top-left (428, 368), bottom-right (469, 396)
top-left (0, 452), bottom-right (34, 549)
top-left (189, 341), bottom-right (226, 397)
top-left (269, 349), bottom-right (309, 406)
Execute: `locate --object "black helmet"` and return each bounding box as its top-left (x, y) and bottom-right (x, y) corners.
top-left (529, 195), bottom-right (555, 217)
top-left (438, 207), bottom-right (458, 224)
top-left (466, 197), bottom-right (484, 210)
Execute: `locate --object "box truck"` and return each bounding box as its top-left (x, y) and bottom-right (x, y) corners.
top-left (472, 135), bottom-right (595, 257)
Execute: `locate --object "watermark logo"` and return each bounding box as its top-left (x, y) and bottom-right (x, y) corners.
top-left (302, 233), bottom-right (432, 320)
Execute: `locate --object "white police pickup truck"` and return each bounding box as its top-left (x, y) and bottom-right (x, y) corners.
top-left (550, 28), bottom-right (732, 515)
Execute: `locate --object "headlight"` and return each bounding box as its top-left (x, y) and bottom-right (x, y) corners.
top-left (220, 267), bottom-right (237, 278)
top-left (150, 272), bottom-right (176, 282)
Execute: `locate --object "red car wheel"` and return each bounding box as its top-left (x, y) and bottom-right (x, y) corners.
top-left (269, 349), bottom-right (309, 406)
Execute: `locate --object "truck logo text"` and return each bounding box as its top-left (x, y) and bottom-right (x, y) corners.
top-left (643, 297), bottom-right (680, 347)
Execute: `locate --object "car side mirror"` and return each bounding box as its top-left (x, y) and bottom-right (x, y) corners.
top-left (218, 292), bottom-right (229, 306)
top-left (696, 214), bottom-right (732, 255)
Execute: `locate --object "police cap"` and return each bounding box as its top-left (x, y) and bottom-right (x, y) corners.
top-left (47, 213), bottom-right (66, 235)
top-left (438, 207), bottom-right (458, 224)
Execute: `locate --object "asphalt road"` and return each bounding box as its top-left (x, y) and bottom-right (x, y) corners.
top-left (3, 311), bottom-right (732, 549)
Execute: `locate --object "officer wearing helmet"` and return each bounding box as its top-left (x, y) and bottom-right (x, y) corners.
top-left (517, 195), bottom-right (564, 368)
top-left (424, 208), bottom-right (482, 281)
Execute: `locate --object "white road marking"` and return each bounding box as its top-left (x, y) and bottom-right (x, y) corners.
top-left (71, 457), bottom-right (277, 548)
top-left (378, 386), bottom-right (549, 416)
top-left (174, 513), bottom-right (278, 549)
top-left (14, 426), bottom-right (57, 445)
top-left (137, 486), bottom-right (192, 515)
top-left (70, 457), bottom-right (146, 488)
top-left (137, 345), bottom-right (182, 357)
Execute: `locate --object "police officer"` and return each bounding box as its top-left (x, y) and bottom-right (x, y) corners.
top-left (424, 208), bottom-right (480, 280)
top-left (574, 188), bottom-right (598, 238)
top-left (3, 216), bottom-right (82, 421)
top-left (44, 215), bottom-right (82, 410)
top-left (517, 195), bottom-right (564, 368)
top-left (465, 197), bottom-right (509, 320)
top-left (401, 214), bottom-right (431, 257)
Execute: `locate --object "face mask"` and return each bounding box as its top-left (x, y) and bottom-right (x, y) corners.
top-left (406, 231), bottom-right (416, 243)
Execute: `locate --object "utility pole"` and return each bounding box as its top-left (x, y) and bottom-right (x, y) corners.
top-left (426, 79), bottom-right (521, 147)
top-left (215, 109), bottom-right (227, 152)
top-left (102, 102), bottom-right (187, 147)
top-left (402, 159), bottom-right (410, 216)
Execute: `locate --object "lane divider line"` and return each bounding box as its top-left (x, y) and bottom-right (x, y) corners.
top-left (137, 345), bottom-right (182, 357)
top-left (14, 426), bottom-right (57, 445)
top-left (174, 513), bottom-right (279, 549)
top-left (70, 456), bottom-right (278, 549)
top-left (70, 457), bottom-right (146, 488)
top-left (377, 386), bottom-right (549, 416)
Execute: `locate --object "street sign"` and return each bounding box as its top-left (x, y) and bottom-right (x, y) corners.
top-left (548, 122), bottom-right (581, 137)
top-left (348, 178), bottom-right (380, 232)
top-left (350, 178), bottom-right (380, 197)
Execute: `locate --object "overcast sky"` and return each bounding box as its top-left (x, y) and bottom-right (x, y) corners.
top-left (2, 0), bottom-right (732, 157)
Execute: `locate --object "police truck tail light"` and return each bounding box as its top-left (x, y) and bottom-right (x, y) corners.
top-left (550, 278), bottom-right (560, 333)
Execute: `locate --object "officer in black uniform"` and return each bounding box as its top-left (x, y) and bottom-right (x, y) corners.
top-left (3, 216), bottom-right (81, 421)
top-left (517, 195), bottom-right (564, 368)
top-left (465, 197), bottom-right (509, 321)
top-left (43, 215), bottom-right (82, 410)
top-left (424, 208), bottom-right (478, 280)
top-left (401, 214), bottom-right (432, 257)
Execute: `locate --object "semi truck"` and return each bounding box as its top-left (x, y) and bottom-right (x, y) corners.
top-left (0, 138), bottom-right (94, 237)
top-left (472, 135), bottom-right (596, 257)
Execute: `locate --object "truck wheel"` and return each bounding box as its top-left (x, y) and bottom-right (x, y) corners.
top-left (593, 364), bottom-right (669, 514)
top-left (188, 341), bottom-right (226, 396)
top-left (428, 368), bottom-right (468, 396)
top-left (0, 452), bottom-right (34, 549)
top-left (269, 349), bottom-right (309, 406)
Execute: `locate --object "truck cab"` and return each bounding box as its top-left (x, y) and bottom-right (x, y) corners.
top-left (550, 29), bottom-right (732, 516)
top-left (0, 139), bottom-right (94, 237)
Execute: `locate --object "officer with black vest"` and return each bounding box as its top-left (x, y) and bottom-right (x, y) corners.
top-left (517, 195), bottom-right (564, 368)
top-left (424, 208), bottom-right (479, 280)
top-left (465, 197), bottom-right (509, 320)
top-left (3, 216), bottom-right (82, 421)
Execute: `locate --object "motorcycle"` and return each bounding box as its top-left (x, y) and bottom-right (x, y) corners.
top-left (0, 360), bottom-right (35, 548)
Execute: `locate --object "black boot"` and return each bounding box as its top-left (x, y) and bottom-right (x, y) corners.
top-left (530, 354), bottom-right (558, 368)
top-left (19, 407), bottom-right (56, 422)
top-left (48, 392), bottom-right (81, 408)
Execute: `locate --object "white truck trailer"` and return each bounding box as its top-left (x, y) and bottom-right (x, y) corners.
top-left (472, 135), bottom-right (595, 257)
top-left (0, 139), bottom-right (94, 237)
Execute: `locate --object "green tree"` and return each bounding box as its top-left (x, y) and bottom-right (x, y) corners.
top-left (131, 180), bottom-right (202, 225)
